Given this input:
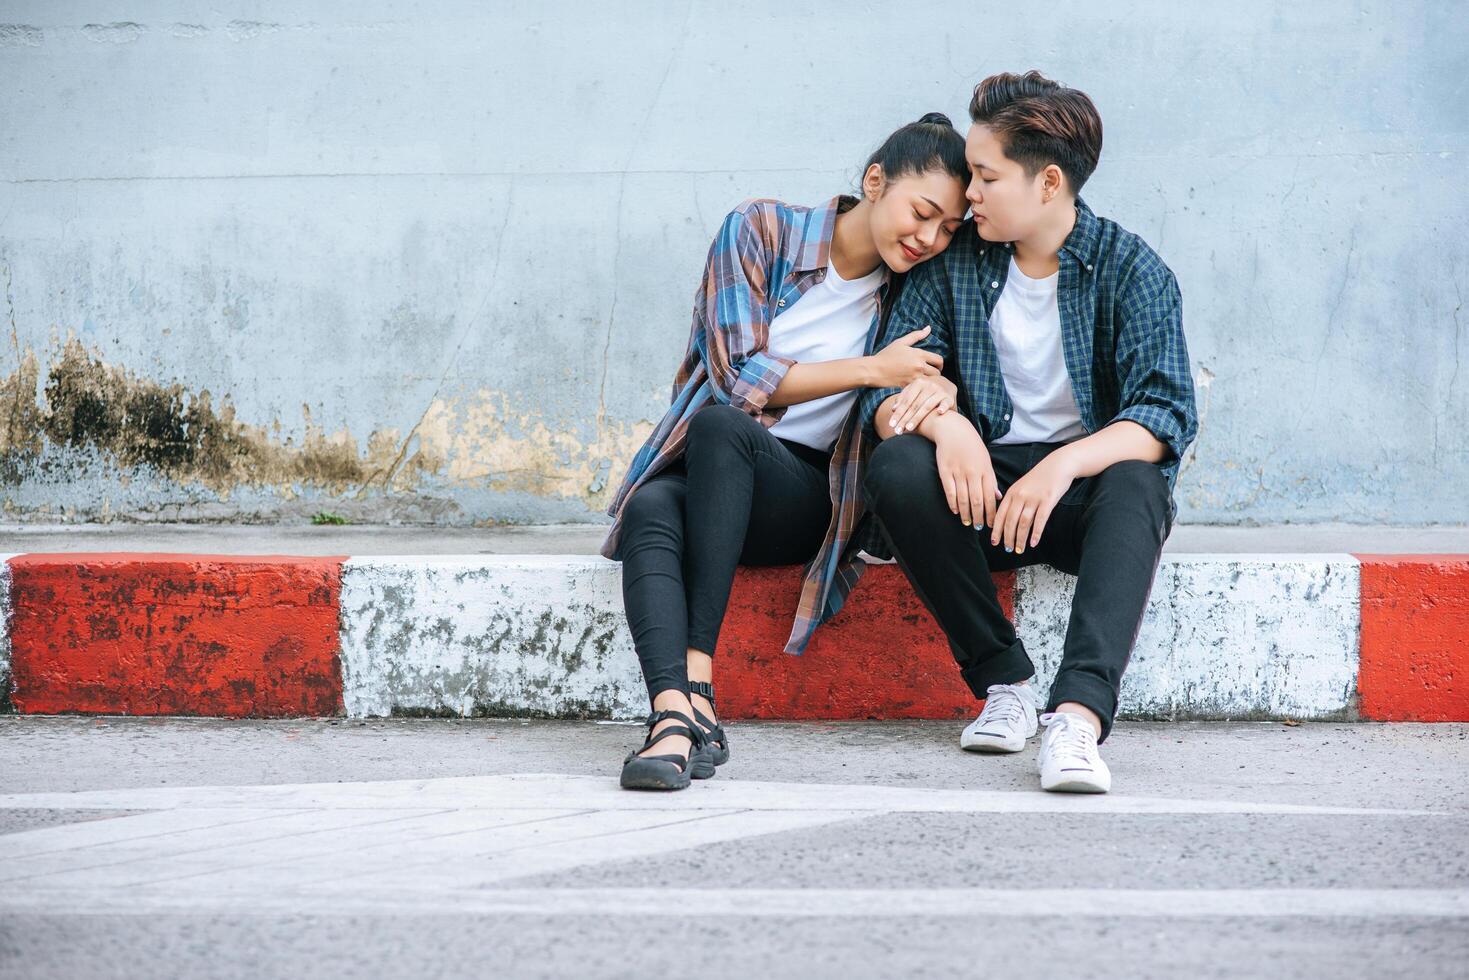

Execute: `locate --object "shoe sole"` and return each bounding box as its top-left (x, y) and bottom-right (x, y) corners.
top-left (1040, 773), bottom-right (1111, 793)
top-left (690, 745), bottom-right (717, 780)
top-left (960, 729), bottom-right (1036, 753)
top-left (622, 747), bottom-right (714, 790)
top-left (619, 763), bottom-right (691, 791)
top-left (957, 740), bottom-right (1028, 758)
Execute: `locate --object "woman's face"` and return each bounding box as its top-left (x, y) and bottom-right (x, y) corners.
top-left (864, 166), bottom-right (969, 273)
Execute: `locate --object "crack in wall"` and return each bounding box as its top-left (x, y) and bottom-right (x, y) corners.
top-left (593, 0), bottom-right (694, 467)
top-left (360, 179), bottom-right (520, 498)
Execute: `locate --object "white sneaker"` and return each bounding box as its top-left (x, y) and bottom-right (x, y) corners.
top-left (960, 683), bottom-right (1038, 753)
top-left (1037, 711), bottom-right (1111, 793)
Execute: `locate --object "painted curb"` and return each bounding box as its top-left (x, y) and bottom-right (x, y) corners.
top-left (1017, 556), bottom-right (1361, 719)
top-left (338, 558), bottom-right (1005, 720)
top-left (1, 551), bottom-right (1465, 721)
top-left (715, 564), bottom-right (1012, 720)
top-left (1356, 555), bottom-right (1469, 722)
top-left (0, 556), bottom-right (13, 714)
top-left (339, 556), bottom-right (639, 719)
top-left (7, 554), bottom-right (345, 718)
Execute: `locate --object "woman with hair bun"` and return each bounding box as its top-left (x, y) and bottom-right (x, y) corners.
top-left (602, 113), bottom-right (970, 790)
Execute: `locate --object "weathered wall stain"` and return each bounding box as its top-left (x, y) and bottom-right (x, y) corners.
top-left (0, 350), bottom-right (43, 462)
top-left (3, 338), bottom-right (405, 493)
top-left (1, 339), bottom-right (652, 510)
top-left (412, 390), bottom-right (647, 503)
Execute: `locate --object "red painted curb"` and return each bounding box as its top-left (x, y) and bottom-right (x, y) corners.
top-left (715, 565), bottom-right (1015, 719)
top-left (7, 554), bottom-right (346, 718)
top-left (1356, 555), bottom-right (1469, 722)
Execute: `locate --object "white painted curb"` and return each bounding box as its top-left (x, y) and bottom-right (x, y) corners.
top-left (1018, 555), bottom-right (1360, 718)
top-left (339, 556), bottom-right (644, 719)
top-left (338, 554), bottom-right (1362, 721)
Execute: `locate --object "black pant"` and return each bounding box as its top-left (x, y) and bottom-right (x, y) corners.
top-left (618, 404), bottom-right (833, 700)
top-left (863, 434), bottom-right (1173, 742)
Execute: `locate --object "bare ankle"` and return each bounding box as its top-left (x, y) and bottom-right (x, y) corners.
top-left (1053, 701), bottom-right (1102, 738)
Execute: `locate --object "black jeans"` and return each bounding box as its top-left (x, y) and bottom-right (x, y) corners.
top-left (862, 434), bottom-right (1173, 742)
top-left (618, 404), bottom-right (833, 701)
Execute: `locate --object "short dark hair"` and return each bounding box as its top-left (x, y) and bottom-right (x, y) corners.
top-left (863, 111), bottom-right (968, 187)
top-left (968, 71), bottom-right (1103, 194)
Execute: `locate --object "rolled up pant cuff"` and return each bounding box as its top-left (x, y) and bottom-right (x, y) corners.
top-left (957, 639), bottom-right (1036, 702)
top-left (1046, 670), bottom-right (1119, 744)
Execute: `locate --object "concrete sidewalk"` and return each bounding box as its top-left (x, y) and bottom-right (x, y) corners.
top-left (0, 715), bottom-right (1466, 979)
top-left (5, 521), bottom-right (1469, 555)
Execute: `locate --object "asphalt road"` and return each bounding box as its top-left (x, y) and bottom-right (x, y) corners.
top-left (1, 716), bottom-right (1466, 979)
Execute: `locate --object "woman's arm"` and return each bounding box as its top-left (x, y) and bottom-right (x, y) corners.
top-left (766, 358), bottom-right (877, 407)
top-left (766, 329), bottom-right (944, 407)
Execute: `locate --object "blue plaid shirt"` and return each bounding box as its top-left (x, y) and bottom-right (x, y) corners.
top-left (858, 197), bottom-right (1198, 526)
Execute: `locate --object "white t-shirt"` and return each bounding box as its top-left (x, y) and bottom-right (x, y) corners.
top-left (989, 256), bottom-right (1088, 445)
top-left (767, 259), bottom-right (886, 451)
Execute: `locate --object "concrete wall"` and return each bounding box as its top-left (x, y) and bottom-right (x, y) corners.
top-left (1, 1), bottom-right (1464, 526)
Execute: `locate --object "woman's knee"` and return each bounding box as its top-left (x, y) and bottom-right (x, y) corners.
top-left (685, 404), bottom-right (760, 457)
top-left (622, 479), bottom-right (683, 534)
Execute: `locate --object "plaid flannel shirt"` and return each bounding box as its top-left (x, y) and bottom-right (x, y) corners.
top-left (602, 195), bottom-right (892, 654)
top-left (857, 197), bottom-right (1198, 531)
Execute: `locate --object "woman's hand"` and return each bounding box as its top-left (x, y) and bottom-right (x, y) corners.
top-left (867, 326), bottom-right (943, 388)
top-left (886, 374), bottom-right (958, 435)
top-left (930, 413), bottom-right (1001, 530)
top-left (991, 451), bottom-right (1076, 554)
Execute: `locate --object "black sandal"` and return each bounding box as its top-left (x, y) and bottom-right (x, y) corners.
top-left (620, 709), bottom-right (713, 790)
top-left (689, 681), bottom-right (730, 767)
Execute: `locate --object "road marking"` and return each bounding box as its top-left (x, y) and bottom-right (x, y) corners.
top-left (0, 773), bottom-right (1439, 817)
top-left (0, 774), bottom-right (1451, 915)
top-left (0, 886), bottom-right (1464, 919)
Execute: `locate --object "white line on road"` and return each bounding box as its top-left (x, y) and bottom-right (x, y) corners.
top-left (0, 887), bottom-right (1464, 919)
top-left (0, 773), bottom-right (1441, 817)
top-left (0, 774), bottom-right (1452, 916)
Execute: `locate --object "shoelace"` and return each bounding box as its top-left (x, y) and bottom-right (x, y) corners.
top-left (977, 684), bottom-right (1030, 728)
top-left (1040, 712), bottom-right (1098, 766)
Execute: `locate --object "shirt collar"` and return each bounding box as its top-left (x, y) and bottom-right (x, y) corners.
top-left (1058, 196), bottom-right (1101, 269)
top-left (795, 195), bottom-right (859, 274)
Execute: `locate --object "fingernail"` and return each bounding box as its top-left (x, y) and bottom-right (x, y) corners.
top-left (1005, 546), bottom-right (1013, 553)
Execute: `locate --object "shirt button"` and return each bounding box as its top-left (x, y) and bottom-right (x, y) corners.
top-left (777, 299), bottom-right (786, 307)
top-left (1086, 264), bottom-right (1093, 271)
top-left (1004, 413), bottom-right (1011, 420)
top-left (990, 281), bottom-right (999, 289)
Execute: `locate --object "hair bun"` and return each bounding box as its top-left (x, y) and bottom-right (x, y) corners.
top-left (917, 111), bottom-right (953, 127)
